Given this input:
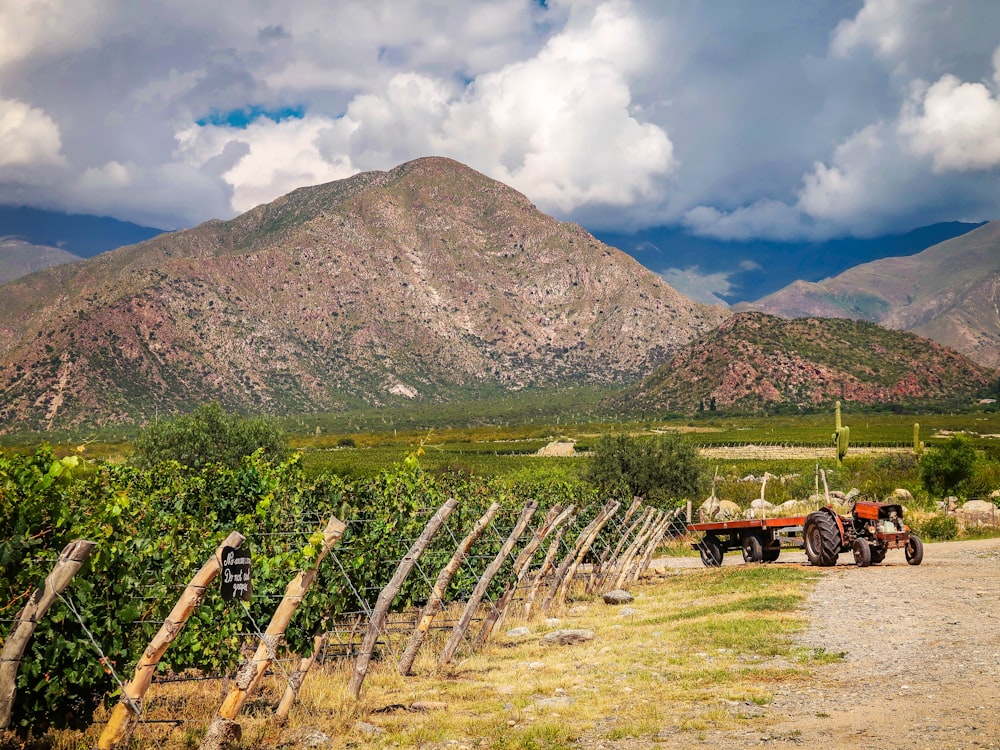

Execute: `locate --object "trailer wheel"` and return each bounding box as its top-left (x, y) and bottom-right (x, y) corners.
top-left (870, 547), bottom-right (886, 564)
top-left (698, 534), bottom-right (724, 567)
top-left (852, 538), bottom-right (871, 567)
top-left (804, 511), bottom-right (841, 567)
top-left (763, 542), bottom-right (781, 562)
top-left (905, 534), bottom-right (924, 566)
top-left (742, 533), bottom-right (764, 563)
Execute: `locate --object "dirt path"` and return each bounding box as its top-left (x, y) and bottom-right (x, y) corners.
top-left (692, 538), bottom-right (1000, 748)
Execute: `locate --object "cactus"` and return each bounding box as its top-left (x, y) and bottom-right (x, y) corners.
top-left (913, 422), bottom-right (924, 457)
top-left (832, 400), bottom-right (850, 465)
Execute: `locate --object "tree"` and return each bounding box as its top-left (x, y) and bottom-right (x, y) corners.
top-left (587, 432), bottom-right (706, 508)
top-left (130, 402), bottom-right (289, 470)
top-left (920, 435), bottom-right (978, 497)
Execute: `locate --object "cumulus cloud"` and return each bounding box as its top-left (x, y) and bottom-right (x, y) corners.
top-left (900, 74), bottom-right (1000, 171)
top-left (0, 98), bottom-right (64, 168)
top-left (659, 267), bottom-right (734, 307)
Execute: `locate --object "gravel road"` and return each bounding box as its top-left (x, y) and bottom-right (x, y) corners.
top-left (694, 537), bottom-right (1000, 749)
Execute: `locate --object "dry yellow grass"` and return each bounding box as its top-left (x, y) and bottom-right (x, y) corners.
top-left (28, 566), bottom-right (827, 750)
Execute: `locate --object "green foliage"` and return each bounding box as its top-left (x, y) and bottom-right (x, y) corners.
top-left (909, 513), bottom-right (959, 541)
top-left (587, 432), bottom-right (706, 508)
top-left (130, 402), bottom-right (289, 471)
top-left (920, 436), bottom-right (978, 497)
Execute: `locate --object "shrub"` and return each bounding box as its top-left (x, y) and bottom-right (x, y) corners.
top-left (131, 402), bottom-right (289, 470)
top-left (910, 513), bottom-right (959, 541)
top-left (587, 432), bottom-right (707, 508)
top-left (920, 436), bottom-right (978, 497)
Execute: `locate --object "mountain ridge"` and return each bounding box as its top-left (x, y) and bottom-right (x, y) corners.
top-left (0, 157), bottom-right (727, 432)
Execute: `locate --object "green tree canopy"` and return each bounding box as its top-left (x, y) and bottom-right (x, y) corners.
top-left (130, 402), bottom-right (289, 470)
top-left (920, 435), bottom-right (978, 497)
top-left (587, 432), bottom-right (707, 507)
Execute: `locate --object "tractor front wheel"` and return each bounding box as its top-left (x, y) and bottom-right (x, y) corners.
top-left (853, 538), bottom-right (871, 567)
top-left (804, 511), bottom-right (841, 567)
top-left (905, 534), bottom-right (924, 566)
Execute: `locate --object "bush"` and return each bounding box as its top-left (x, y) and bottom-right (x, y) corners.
top-left (920, 436), bottom-right (978, 497)
top-left (586, 432), bottom-right (706, 508)
top-left (910, 513), bottom-right (959, 541)
top-left (131, 402), bottom-right (289, 470)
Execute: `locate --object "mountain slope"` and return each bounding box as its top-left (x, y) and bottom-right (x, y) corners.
top-left (737, 222), bottom-right (1000, 369)
top-left (621, 312), bottom-right (997, 414)
top-left (0, 157), bottom-right (727, 431)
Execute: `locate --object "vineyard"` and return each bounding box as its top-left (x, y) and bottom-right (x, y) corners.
top-left (0, 447), bottom-right (681, 748)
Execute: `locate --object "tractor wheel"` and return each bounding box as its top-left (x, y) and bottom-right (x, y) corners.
top-left (905, 534), bottom-right (924, 566)
top-left (763, 542), bottom-right (781, 563)
top-left (852, 538), bottom-right (871, 567)
top-left (742, 533), bottom-right (764, 563)
top-left (699, 535), bottom-right (724, 567)
top-left (804, 511), bottom-right (841, 567)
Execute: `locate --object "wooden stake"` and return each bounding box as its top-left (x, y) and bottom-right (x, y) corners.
top-left (521, 517), bottom-right (572, 620)
top-left (98, 531), bottom-right (245, 750)
top-left (553, 501), bottom-right (620, 608)
top-left (473, 505), bottom-right (570, 647)
top-left (0, 539), bottom-right (95, 730)
top-left (348, 497), bottom-right (458, 699)
top-left (274, 632), bottom-right (325, 722)
top-left (588, 504), bottom-right (648, 593)
top-left (200, 517), bottom-right (345, 749)
top-left (440, 502), bottom-right (537, 664)
top-left (398, 502), bottom-right (500, 676)
top-left (610, 508), bottom-right (657, 590)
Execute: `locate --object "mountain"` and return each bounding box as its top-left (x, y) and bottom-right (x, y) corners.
top-left (0, 238), bottom-right (83, 285)
top-left (594, 221), bottom-right (983, 305)
top-left (0, 157), bottom-right (727, 432)
top-left (620, 312), bottom-right (997, 414)
top-left (0, 206), bottom-right (165, 285)
top-left (736, 222), bottom-right (1000, 370)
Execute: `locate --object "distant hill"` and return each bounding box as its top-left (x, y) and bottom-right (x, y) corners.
top-left (0, 206), bottom-right (165, 285)
top-left (0, 238), bottom-right (82, 285)
top-left (620, 312), bottom-right (997, 414)
top-left (594, 222), bottom-right (984, 304)
top-left (0, 157), bottom-right (727, 432)
top-left (737, 222), bottom-right (1000, 370)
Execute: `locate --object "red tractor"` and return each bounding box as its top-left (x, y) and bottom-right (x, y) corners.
top-left (804, 500), bottom-right (923, 567)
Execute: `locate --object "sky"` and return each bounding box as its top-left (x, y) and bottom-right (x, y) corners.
top-left (2, 0), bottom-right (1000, 250)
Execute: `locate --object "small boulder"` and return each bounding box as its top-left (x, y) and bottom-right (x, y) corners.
top-left (957, 500), bottom-right (1000, 528)
top-left (540, 629), bottom-right (595, 646)
top-left (603, 589), bottom-right (634, 605)
top-left (888, 488), bottom-right (914, 503)
top-left (717, 500), bottom-right (741, 519)
top-left (506, 627), bottom-right (531, 638)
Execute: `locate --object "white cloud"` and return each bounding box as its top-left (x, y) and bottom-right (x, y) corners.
top-left (659, 267), bottom-right (734, 307)
top-left (681, 200), bottom-right (810, 242)
top-left (899, 74), bottom-right (1000, 172)
top-left (0, 98), bottom-right (64, 168)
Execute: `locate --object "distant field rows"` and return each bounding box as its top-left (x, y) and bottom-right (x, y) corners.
top-left (699, 445), bottom-right (910, 460)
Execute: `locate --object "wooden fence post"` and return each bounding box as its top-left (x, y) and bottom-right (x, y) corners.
top-left (200, 517), bottom-right (345, 750)
top-left (587, 502), bottom-right (647, 593)
top-left (540, 503), bottom-right (615, 613)
top-left (398, 502), bottom-right (500, 676)
top-left (440, 501), bottom-right (537, 664)
top-left (474, 505), bottom-right (573, 647)
top-left (274, 632), bottom-right (325, 722)
top-left (553, 501), bottom-right (620, 608)
top-left (348, 497), bottom-right (459, 699)
top-left (520, 515), bottom-right (573, 620)
top-left (609, 508), bottom-right (657, 590)
top-left (97, 531), bottom-right (245, 750)
top-left (631, 512), bottom-right (675, 584)
top-left (0, 539), bottom-right (95, 730)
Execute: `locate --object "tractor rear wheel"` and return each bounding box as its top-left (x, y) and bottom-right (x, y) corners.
top-left (853, 538), bottom-right (871, 567)
top-left (905, 534), bottom-right (924, 565)
top-left (742, 533), bottom-right (764, 563)
top-left (804, 511), bottom-right (841, 567)
top-left (699, 534), bottom-right (724, 567)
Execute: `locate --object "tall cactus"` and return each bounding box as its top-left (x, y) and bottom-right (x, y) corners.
top-left (913, 422), bottom-right (924, 457)
top-left (832, 400), bottom-right (850, 465)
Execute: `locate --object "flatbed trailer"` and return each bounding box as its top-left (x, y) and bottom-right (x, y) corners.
top-left (687, 515), bottom-right (807, 566)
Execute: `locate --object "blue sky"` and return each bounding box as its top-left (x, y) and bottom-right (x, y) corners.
top-left (1, 1), bottom-right (999, 250)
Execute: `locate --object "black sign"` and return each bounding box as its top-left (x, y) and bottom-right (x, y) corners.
top-left (220, 546), bottom-right (252, 601)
